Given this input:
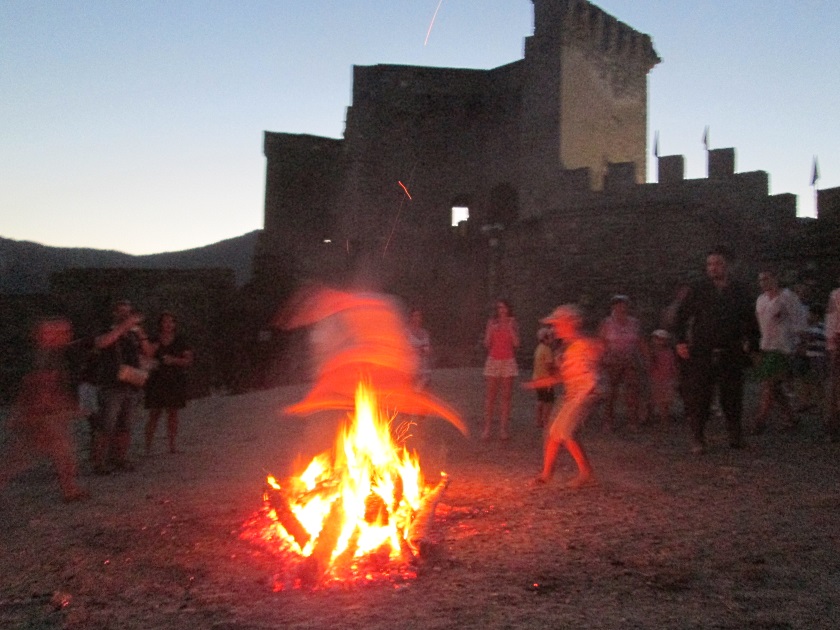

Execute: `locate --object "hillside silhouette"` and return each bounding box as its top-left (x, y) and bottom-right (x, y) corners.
top-left (0, 231), bottom-right (260, 294)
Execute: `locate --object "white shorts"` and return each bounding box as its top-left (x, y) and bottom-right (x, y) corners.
top-left (483, 357), bottom-right (519, 378)
top-left (548, 386), bottom-right (598, 441)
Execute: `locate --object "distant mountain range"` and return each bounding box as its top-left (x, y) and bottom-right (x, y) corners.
top-left (0, 230), bottom-right (260, 294)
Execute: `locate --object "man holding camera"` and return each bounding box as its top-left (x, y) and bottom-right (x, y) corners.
top-left (92, 299), bottom-right (152, 474)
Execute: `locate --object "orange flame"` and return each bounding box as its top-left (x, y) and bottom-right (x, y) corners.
top-left (268, 384), bottom-right (424, 562)
top-left (249, 287), bottom-right (463, 585)
top-left (257, 382), bottom-right (447, 583)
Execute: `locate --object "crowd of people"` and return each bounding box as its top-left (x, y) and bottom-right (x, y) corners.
top-left (3, 246), bottom-right (840, 501)
top-left (0, 299), bottom-right (193, 502)
top-left (509, 247), bottom-right (839, 486)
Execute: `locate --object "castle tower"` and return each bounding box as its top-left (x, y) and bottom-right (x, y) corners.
top-left (520, 0), bottom-right (660, 217)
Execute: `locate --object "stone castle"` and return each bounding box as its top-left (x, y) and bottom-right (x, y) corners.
top-left (2, 0), bottom-right (838, 399)
top-left (256, 0), bottom-right (839, 368)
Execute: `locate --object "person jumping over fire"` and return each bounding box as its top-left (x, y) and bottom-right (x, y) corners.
top-left (524, 305), bottom-right (603, 489)
top-left (274, 283), bottom-right (466, 435)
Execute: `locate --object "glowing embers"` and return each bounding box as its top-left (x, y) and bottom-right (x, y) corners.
top-left (247, 382), bottom-right (449, 589)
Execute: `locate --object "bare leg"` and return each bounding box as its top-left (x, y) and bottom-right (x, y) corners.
top-left (564, 438), bottom-right (594, 487)
top-left (753, 381), bottom-right (773, 433)
top-left (166, 409), bottom-right (180, 453)
top-left (145, 408), bottom-right (162, 453)
top-left (626, 371), bottom-right (641, 428)
top-left (48, 424), bottom-right (86, 500)
top-left (91, 430), bottom-right (109, 473)
top-left (114, 431), bottom-right (132, 468)
top-left (604, 368), bottom-right (619, 430)
top-left (772, 379), bottom-right (795, 426)
top-left (537, 437), bottom-right (563, 482)
top-left (483, 377), bottom-right (499, 439)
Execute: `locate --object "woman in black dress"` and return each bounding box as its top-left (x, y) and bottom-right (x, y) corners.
top-left (144, 312), bottom-right (193, 454)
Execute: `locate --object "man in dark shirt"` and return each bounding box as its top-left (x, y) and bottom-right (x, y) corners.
top-left (92, 299), bottom-right (151, 473)
top-left (675, 248), bottom-right (759, 453)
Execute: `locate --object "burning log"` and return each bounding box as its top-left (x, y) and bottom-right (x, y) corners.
top-left (331, 528), bottom-right (360, 574)
top-left (364, 493), bottom-right (389, 526)
top-left (299, 498), bottom-right (345, 586)
top-left (266, 486), bottom-right (311, 550)
top-left (407, 472), bottom-right (449, 558)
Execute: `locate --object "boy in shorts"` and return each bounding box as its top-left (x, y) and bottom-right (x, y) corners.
top-left (525, 305), bottom-right (603, 489)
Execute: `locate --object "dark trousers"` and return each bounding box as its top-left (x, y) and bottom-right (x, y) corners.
top-left (681, 351), bottom-right (745, 446)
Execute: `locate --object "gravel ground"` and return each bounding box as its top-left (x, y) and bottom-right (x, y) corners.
top-left (2, 368), bottom-right (839, 629)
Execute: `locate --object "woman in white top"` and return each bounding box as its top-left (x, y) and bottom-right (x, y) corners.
top-left (598, 295), bottom-right (645, 431)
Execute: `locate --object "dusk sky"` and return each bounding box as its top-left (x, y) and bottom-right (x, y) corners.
top-left (1, 1), bottom-right (837, 255)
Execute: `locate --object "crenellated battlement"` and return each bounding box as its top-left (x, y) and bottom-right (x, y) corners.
top-left (532, 0), bottom-right (660, 71)
top-left (257, 0), bottom-right (839, 370)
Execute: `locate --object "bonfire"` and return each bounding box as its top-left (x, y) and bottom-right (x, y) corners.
top-left (243, 287), bottom-right (464, 588)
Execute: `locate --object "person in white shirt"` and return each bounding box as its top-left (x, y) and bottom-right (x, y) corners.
top-left (752, 269), bottom-right (803, 434)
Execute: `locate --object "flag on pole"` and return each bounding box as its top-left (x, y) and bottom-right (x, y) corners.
top-left (702, 126), bottom-right (709, 151)
top-left (811, 156), bottom-right (820, 187)
top-left (653, 131), bottom-right (660, 158)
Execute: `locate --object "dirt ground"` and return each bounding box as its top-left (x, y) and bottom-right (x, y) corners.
top-left (2, 367), bottom-right (839, 629)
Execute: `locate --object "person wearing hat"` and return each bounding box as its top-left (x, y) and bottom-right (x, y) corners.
top-left (524, 305), bottom-right (603, 488)
top-left (598, 294), bottom-right (645, 431)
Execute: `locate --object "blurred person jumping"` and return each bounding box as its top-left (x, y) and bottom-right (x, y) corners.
top-left (525, 305), bottom-right (603, 489)
top-left (0, 318), bottom-right (89, 502)
top-left (275, 284), bottom-right (465, 434)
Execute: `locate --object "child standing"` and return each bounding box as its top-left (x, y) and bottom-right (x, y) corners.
top-left (532, 327), bottom-right (556, 428)
top-left (648, 329), bottom-right (679, 425)
top-left (525, 305), bottom-right (603, 489)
